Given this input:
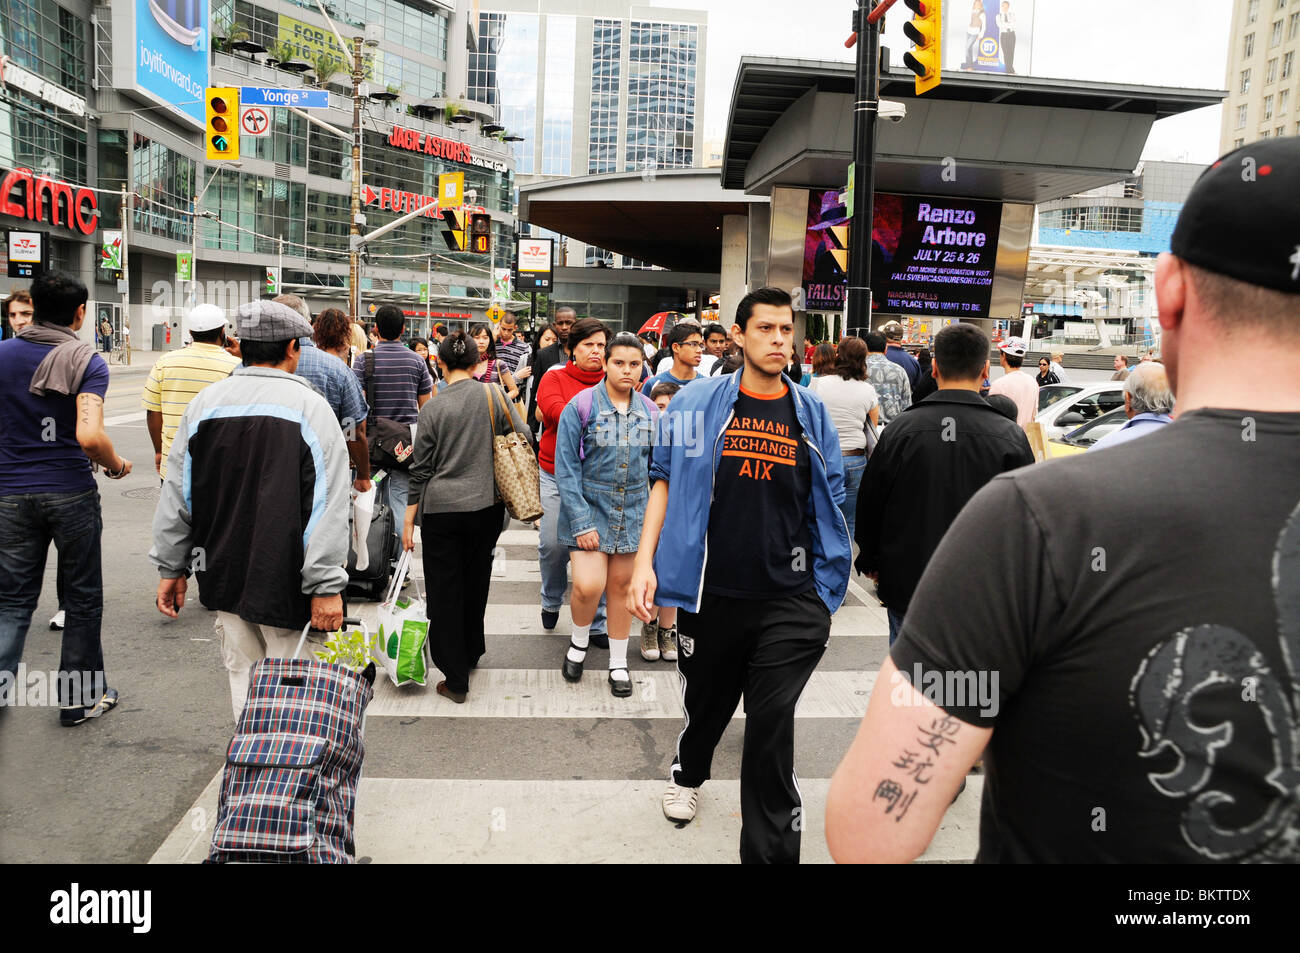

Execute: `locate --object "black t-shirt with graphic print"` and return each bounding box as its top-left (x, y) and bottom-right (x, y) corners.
top-left (703, 384), bottom-right (814, 599)
top-left (891, 409), bottom-right (1300, 863)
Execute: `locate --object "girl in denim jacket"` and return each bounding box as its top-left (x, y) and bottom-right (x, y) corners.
top-left (555, 333), bottom-right (658, 697)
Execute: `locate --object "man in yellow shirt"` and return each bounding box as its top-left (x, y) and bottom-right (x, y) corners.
top-left (141, 305), bottom-right (240, 480)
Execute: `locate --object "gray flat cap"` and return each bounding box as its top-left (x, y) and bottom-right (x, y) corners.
top-left (236, 300), bottom-right (315, 342)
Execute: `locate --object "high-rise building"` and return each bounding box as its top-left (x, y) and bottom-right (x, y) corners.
top-left (0, 0), bottom-right (516, 351)
top-left (467, 1), bottom-right (706, 273)
top-left (469, 1), bottom-right (707, 179)
top-left (1219, 0), bottom-right (1300, 152)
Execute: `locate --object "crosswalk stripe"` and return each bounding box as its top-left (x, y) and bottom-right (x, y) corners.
top-left (104, 411), bottom-right (145, 426)
top-left (363, 668), bottom-right (875, 719)
top-left (472, 602), bottom-right (888, 637)
top-left (149, 773), bottom-right (982, 864)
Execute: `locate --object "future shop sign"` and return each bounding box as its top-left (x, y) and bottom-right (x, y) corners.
top-left (1, 168), bottom-right (99, 236)
top-left (387, 125), bottom-right (509, 174)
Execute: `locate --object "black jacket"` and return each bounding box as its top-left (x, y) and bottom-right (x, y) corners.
top-left (526, 341), bottom-right (566, 423)
top-left (911, 370), bottom-right (938, 404)
top-left (854, 389), bottom-right (1034, 615)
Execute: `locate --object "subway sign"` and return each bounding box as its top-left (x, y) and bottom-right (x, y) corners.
top-left (0, 168), bottom-right (99, 236)
top-left (387, 125), bottom-right (509, 174)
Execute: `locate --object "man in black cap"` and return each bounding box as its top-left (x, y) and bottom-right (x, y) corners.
top-left (827, 137), bottom-right (1300, 863)
top-left (150, 300), bottom-right (351, 720)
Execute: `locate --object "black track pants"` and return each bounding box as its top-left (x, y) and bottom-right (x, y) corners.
top-left (671, 589), bottom-right (830, 864)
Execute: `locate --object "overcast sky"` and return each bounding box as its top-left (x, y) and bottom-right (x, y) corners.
top-left (663, 0), bottom-right (1233, 162)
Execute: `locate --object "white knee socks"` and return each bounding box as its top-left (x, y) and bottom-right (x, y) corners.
top-left (567, 623), bottom-right (590, 664)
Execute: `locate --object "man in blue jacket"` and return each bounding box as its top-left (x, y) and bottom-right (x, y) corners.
top-left (629, 286), bottom-right (851, 864)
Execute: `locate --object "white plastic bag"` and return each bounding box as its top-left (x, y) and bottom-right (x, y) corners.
top-left (351, 485), bottom-right (376, 571)
top-left (375, 550), bottom-right (430, 687)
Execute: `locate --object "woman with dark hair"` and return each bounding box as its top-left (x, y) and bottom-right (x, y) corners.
top-left (811, 342), bottom-right (837, 379)
top-left (469, 322), bottom-right (520, 402)
top-left (808, 335), bottom-right (879, 539)
top-left (535, 317), bottom-right (612, 639)
top-left (555, 331), bottom-right (657, 695)
top-left (911, 347), bottom-right (938, 404)
top-left (404, 329), bottom-right (530, 703)
top-left (410, 337), bottom-right (436, 378)
top-left (1035, 357), bottom-right (1060, 386)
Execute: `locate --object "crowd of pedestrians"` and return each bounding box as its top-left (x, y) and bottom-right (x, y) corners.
top-left (1, 138), bottom-right (1295, 867)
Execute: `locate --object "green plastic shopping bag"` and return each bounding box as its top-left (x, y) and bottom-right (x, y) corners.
top-left (375, 550), bottom-right (430, 687)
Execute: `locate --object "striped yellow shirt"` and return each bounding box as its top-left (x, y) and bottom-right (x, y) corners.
top-left (141, 342), bottom-right (240, 478)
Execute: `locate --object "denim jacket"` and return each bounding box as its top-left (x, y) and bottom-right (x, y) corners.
top-left (648, 372), bottom-right (851, 614)
top-left (555, 382), bottom-right (656, 549)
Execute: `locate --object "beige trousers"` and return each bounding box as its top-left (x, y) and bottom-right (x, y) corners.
top-left (215, 611), bottom-right (306, 720)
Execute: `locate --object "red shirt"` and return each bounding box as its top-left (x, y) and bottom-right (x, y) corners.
top-left (536, 360), bottom-right (605, 473)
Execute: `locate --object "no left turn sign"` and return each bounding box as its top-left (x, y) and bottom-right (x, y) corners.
top-left (240, 106), bottom-right (271, 138)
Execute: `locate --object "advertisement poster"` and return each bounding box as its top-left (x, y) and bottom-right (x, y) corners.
top-left (802, 190), bottom-right (1004, 320)
top-left (136, 0), bottom-right (210, 126)
top-left (100, 231), bottom-right (123, 271)
top-left (946, 0), bottom-right (1033, 75)
top-left (493, 268), bottom-right (512, 302)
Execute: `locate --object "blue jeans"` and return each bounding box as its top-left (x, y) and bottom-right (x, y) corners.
top-left (888, 608), bottom-right (904, 647)
top-left (0, 489), bottom-right (106, 706)
top-left (839, 454), bottom-right (867, 543)
top-left (384, 469), bottom-right (409, 549)
top-left (539, 470), bottom-right (605, 632)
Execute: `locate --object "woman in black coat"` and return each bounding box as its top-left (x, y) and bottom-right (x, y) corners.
top-left (1035, 358), bottom-right (1060, 387)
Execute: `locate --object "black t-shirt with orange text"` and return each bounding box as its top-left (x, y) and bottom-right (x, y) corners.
top-left (703, 385), bottom-right (813, 599)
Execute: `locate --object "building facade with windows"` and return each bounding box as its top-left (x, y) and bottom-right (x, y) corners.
top-left (1220, 0), bottom-right (1300, 151)
top-left (1, 0), bottom-right (515, 353)
top-left (467, 0), bottom-right (707, 280)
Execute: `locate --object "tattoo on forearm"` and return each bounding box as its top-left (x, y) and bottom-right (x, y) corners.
top-left (873, 715), bottom-right (963, 822)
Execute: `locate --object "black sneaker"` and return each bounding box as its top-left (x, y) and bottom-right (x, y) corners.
top-left (541, 609), bottom-right (559, 630)
top-left (589, 631), bottom-right (609, 650)
top-left (60, 687), bottom-right (120, 727)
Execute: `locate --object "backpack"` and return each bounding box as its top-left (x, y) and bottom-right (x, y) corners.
top-left (573, 384), bottom-right (659, 461)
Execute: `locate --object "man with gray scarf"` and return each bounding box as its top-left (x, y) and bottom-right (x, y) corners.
top-left (0, 271), bottom-right (132, 725)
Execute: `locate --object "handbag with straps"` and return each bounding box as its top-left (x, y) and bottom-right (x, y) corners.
top-left (485, 383), bottom-right (543, 522)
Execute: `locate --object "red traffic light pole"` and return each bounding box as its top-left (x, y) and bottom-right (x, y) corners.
top-left (844, 0), bottom-right (901, 338)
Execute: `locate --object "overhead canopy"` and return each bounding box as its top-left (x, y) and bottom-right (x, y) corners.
top-left (517, 169), bottom-right (764, 272)
top-left (723, 57), bottom-right (1225, 201)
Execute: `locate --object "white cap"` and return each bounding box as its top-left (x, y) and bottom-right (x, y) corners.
top-left (187, 304), bottom-right (227, 333)
top-left (999, 336), bottom-right (1028, 358)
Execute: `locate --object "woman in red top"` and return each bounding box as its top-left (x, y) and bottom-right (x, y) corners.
top-left (535, 318), bottom-right (610, 638)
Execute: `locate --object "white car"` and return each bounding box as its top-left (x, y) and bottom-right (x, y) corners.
top-left (1035, 381), bottom-right (1126, 440)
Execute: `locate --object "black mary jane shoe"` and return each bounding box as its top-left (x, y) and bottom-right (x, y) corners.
top-left (608, 668), bottom-right (632, 698)
top-left (562, 642), bottom-right (586, 682)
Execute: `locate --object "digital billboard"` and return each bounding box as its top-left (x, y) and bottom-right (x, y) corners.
top-left (135, 0), bottom-right (210, 127)
top-left (945, 0), bottom-right (1034, 76)
top-left (802, 189), bottom-right (1008, 320)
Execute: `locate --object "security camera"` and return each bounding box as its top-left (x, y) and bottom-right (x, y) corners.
top-left (880, 99), bottom-right (906, 123)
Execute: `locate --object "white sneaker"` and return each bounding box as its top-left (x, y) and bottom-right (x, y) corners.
top-left (49, 610), bottom-right (65, 630)
top-left (662, 780), bottom-right (699, 823)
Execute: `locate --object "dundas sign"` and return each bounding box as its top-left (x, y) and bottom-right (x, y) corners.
top-left (386, 125), bottom-right (509, 173)
top-left (0, 168), bottom-right (99, 236)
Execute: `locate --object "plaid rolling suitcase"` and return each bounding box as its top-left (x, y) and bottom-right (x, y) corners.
top-left (208, 625), bottom-right (375, 864)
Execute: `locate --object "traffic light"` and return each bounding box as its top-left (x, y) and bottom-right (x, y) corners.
top-left (440, 206), bottom-right (466, 251)
top-left (902, 0), bottom-right (942, 96)
top-left (205, 87), bottom-right (240, 160)
top-left (469, 213), bottom-right (491, 256)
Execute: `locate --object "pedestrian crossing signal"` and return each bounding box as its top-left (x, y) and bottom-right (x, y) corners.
top-left (470, 213), bottom-right (491, 256)
top-left (206, 87), bottom-right (240, 160)
top-left (902, 0), bottom-right (942, 96)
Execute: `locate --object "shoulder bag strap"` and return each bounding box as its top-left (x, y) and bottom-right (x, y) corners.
top-left (363, 349), bottom-right (376, 417)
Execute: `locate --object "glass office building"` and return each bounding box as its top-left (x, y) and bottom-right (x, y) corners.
top-left (469, 2), bottom-right (706, 179)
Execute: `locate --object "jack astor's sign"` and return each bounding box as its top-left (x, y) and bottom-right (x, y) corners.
top-left (1, 168), bottom-right (99, 236)
top-left (386, 125), bottom-right (510, 174)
